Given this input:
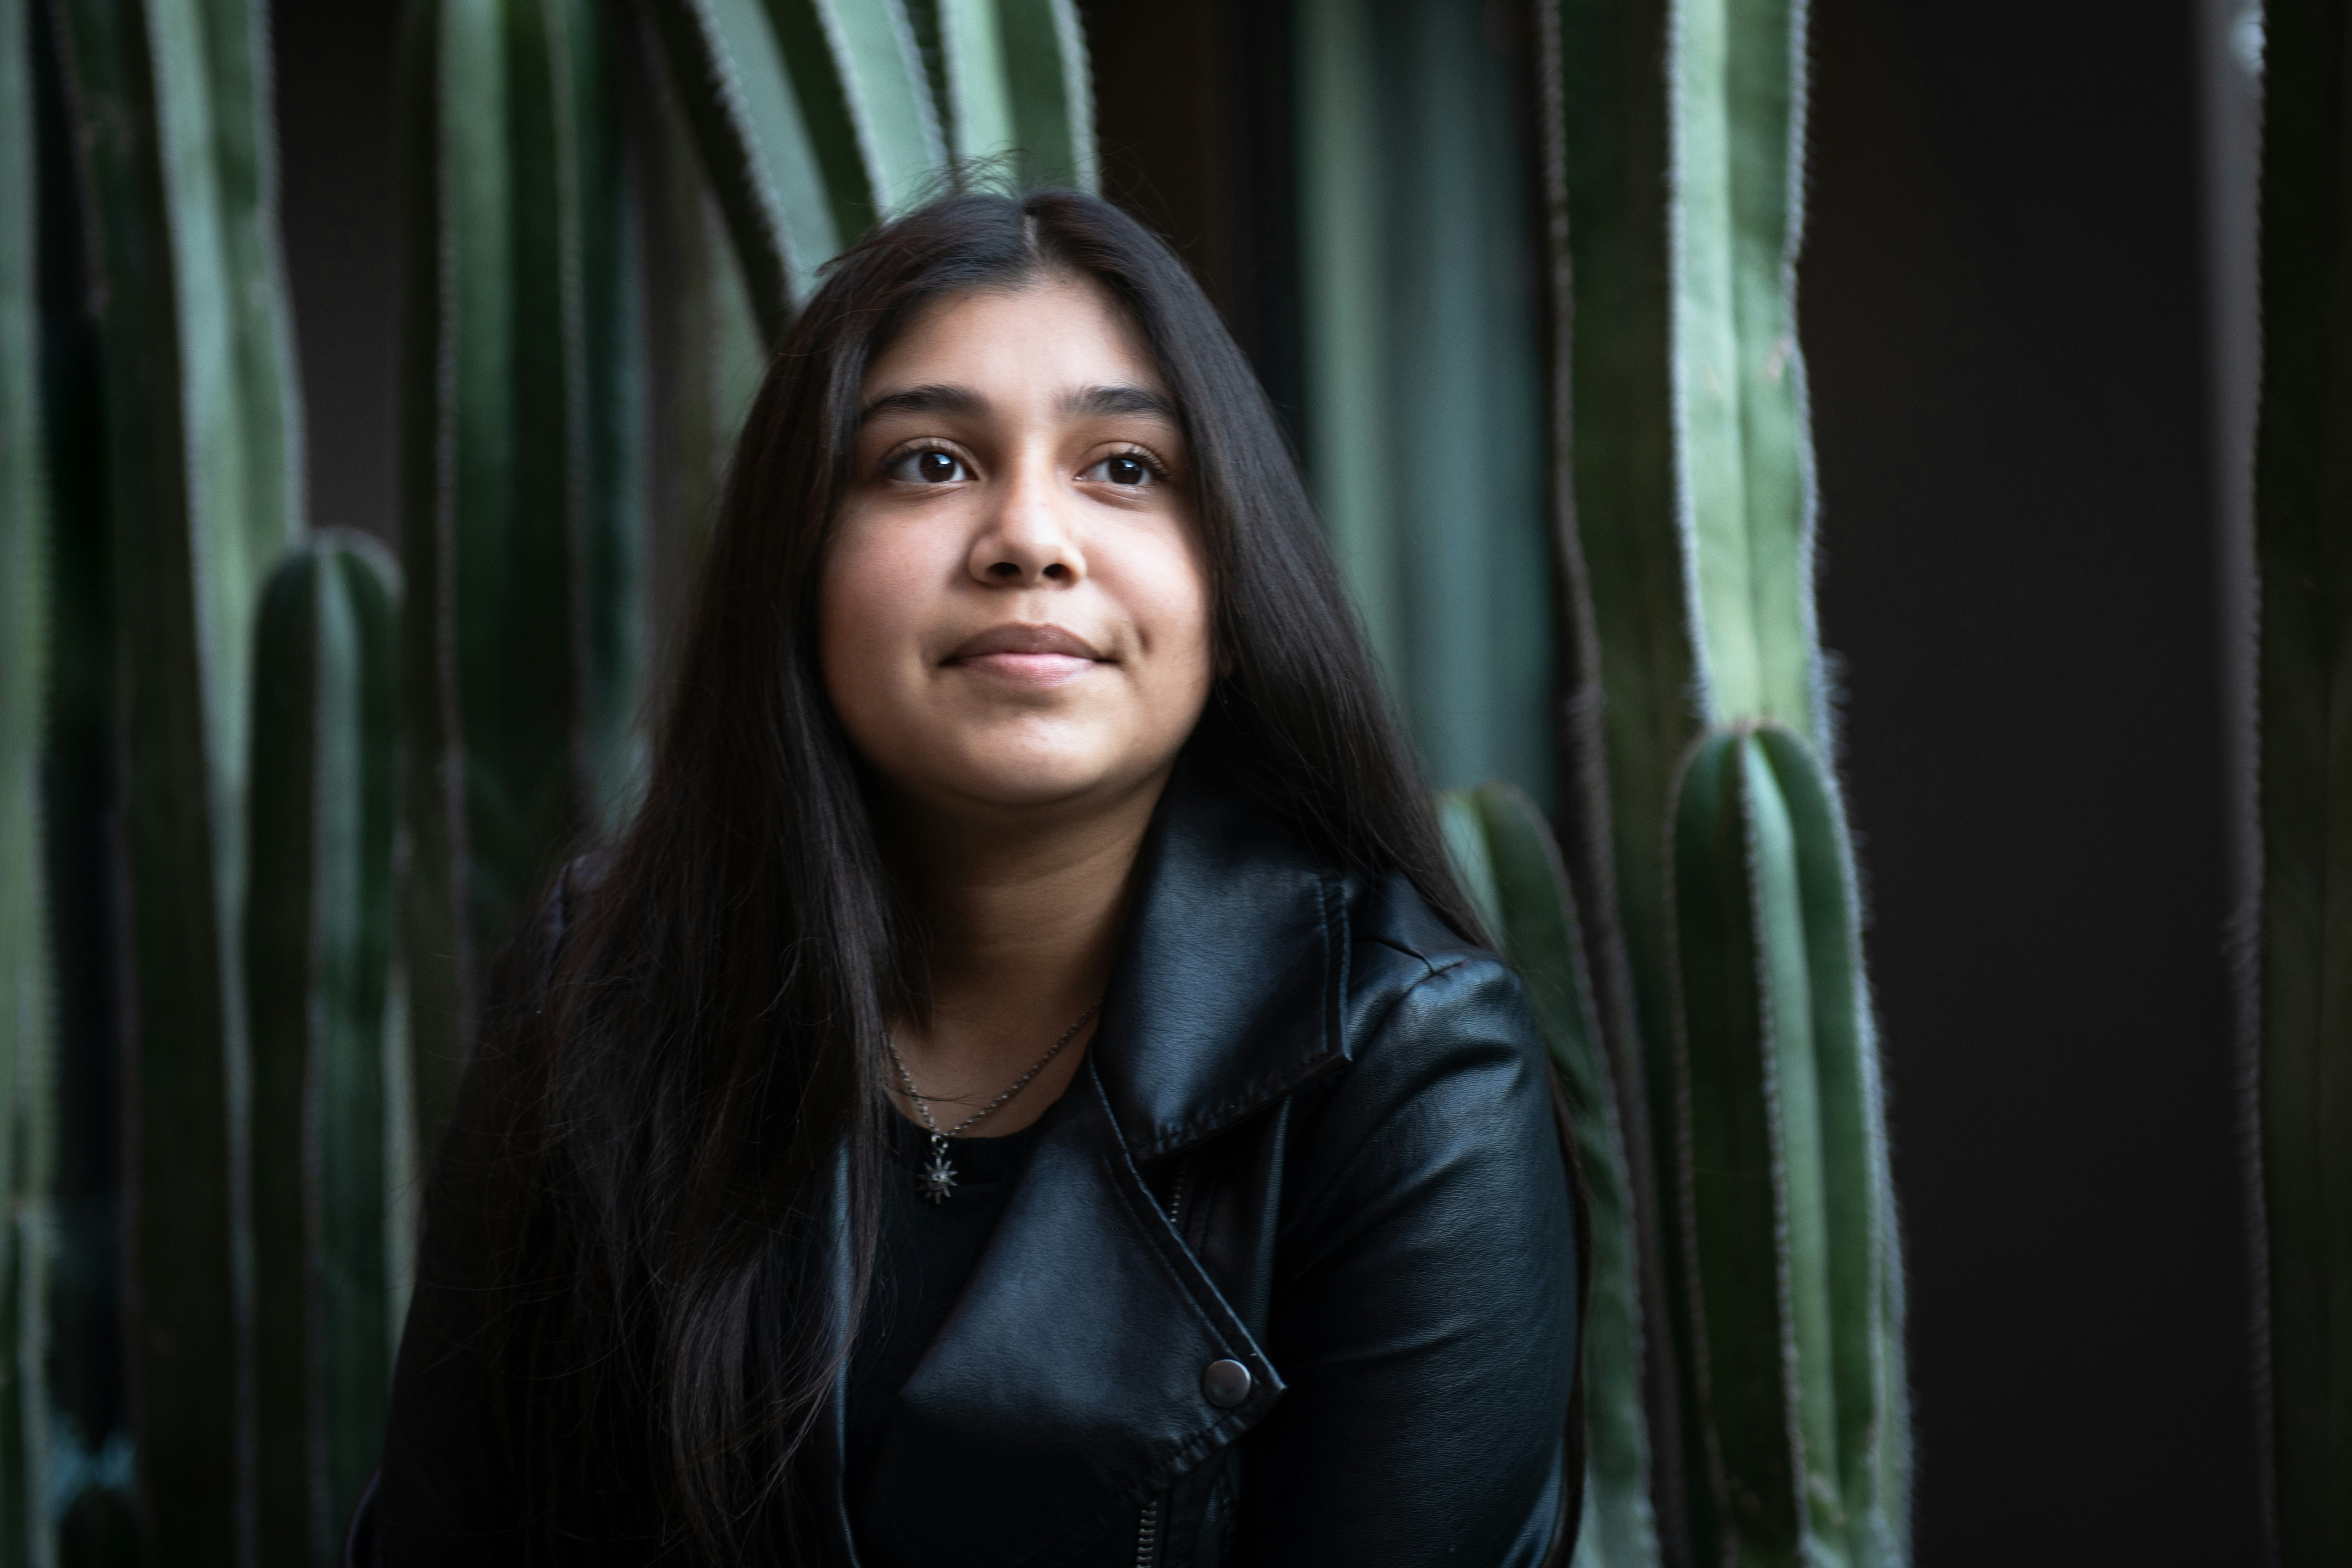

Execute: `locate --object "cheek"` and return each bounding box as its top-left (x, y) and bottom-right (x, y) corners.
top-left (1118, 526), bottom-right (1217, 692)
top-left (818, 514), bottom-right (932, 714)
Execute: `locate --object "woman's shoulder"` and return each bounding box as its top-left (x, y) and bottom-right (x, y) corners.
top-left (1273, 864), bottom-right (1567, 1250)
top-left (1320, 868), bottom-right (1549, 1121)
top-left (1340, 869), bottom-right (1528, 1049)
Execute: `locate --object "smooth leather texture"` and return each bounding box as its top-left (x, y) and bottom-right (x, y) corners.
top-left (377, 768), bottom-right (1580, 1566)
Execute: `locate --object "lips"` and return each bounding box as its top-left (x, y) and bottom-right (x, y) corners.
top-left (944, 623), bottom-right (1106, 686)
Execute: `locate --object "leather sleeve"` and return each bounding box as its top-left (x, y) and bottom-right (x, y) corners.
top-left (1234, 952), bottom-right (1579, 1566)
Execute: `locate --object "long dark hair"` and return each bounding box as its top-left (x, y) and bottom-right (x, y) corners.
top-left (454, 188), bottom-right (1482, 1561)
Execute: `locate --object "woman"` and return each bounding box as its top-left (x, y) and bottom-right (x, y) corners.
top-left (378, 188), bottom-right (1582, 1567)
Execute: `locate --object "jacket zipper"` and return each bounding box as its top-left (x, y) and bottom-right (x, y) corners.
top-left (1137, 1162), bottom-right (1191, 1567)
top-left (1135, 1500), bottom-right (1161, 1568)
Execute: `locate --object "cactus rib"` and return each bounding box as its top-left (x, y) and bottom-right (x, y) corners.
top-left (640, 0), bottom-right (838, 337)
top-left (993, 0), bottom-right (1095, 191)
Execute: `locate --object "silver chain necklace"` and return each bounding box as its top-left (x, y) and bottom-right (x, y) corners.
top-left (884, 1004), bottom-right (1100, 1204)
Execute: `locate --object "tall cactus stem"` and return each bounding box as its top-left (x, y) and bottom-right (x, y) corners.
top-left (399, 0), bottom-right (646, 1162)
top-left (1666, 724), bottom-right (1901, 1568)
top-left (51, 0), bottom-right (302, 1554)
top-left (1, 0), bottom-right (56, 1552)
top-left (1535, 0), bottom-right (1689, 1545)
top-left (396, 0), bottom-right (501, 1167)
top-left (246, 535), bottom-right (400, 1568)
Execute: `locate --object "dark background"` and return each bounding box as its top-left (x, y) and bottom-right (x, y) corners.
top-left (272, 0), bottom-right (2265, 1556)
top-left (1802, 1), bottom-right (2258, 1556)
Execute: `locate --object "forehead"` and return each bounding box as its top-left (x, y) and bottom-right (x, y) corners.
top-left (863, 275), bottom-right (1170, 406)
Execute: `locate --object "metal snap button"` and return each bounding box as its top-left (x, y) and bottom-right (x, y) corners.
top-left (1202, 1358), bottom-right (1252, 1409)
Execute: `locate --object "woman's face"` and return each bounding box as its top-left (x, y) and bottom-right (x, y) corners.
top-left (821, 276), bottom-right (1214, 821)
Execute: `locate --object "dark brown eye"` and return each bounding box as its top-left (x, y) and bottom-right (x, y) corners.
top-left (1084, 452), bottom-right (1158, 487)
top-left (887, 448), bottom-right (969, 484)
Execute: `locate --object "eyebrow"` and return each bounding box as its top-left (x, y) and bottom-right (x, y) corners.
top-left (1061, 384), bottom-right (1181, 423)
top-left (859, 383), bottom-right (985, 423)
top-left (856, 381), bottom-right (1181, 426)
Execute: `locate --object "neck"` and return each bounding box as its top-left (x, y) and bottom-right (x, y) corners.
top-left (875, 769), bottom-right (1171, 1129)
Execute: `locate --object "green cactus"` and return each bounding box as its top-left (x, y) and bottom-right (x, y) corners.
top-left (397, 0), bottom-right (646, 1158)
top-left (922, 0), bottom-right (1012, 165)
top-left (245, 535), bottom-right (400, 1568)
top-left (2251, 0), bottom-right (2352, 1555)
top-left (992, 0), bottom-right (1093, 189)
top-left (50, 0), bottom-right (302, 1555)
top-left (1665, 725), bottom-right (1899, 1568)
top-left (777, 0), bottom-right (945, 231)
top-left (1441, 786), bottom-right (1664, 1568)
top-left (638, 0), bottom-right (844, 336)
top-left (0, 0), bottom-right (54, 1554)
top-left (1536, 0), bottom-right (1690, 1531)
top-left (909, 0), bottom-right (1091, 186)
top-left (1543, 0), bottom-right (1909, 1554)
top-left (634, 12), bottom-right (767, 653)
top-left (643, 0), bottom-right (1094, 351)
top-left (397, 0), bottom-right (501, 1173)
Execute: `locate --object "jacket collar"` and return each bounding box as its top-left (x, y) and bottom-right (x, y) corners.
top-left (1088, 760), bottom-right (1355, 1162)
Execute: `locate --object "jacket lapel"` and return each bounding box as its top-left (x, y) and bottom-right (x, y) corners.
top-left (849, 1060), bottom-right (1282, 1567)
top-left (1089, 763), bottom-right (1353, 1160)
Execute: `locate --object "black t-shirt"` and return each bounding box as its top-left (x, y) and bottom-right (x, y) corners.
top-left (844, 1102), bottom-right (1055, 1518)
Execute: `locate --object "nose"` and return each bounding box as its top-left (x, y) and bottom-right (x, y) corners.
top-left (967, 447), bottom-right (1084, 588)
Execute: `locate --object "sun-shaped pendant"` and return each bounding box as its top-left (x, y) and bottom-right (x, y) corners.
top-left (919, 1142), bottom-right (958, 1205)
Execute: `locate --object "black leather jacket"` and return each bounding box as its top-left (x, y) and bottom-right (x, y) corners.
top-left (378, 774), bottom-right (1582, 1566)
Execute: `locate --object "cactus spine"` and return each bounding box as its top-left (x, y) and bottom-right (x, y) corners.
top-left (2251, 0), bottom-right (2352, 1555)
top-left (0, 0), bottom-right (55, 1552)
top-left (245, 535), bottom-right (400, 1568)
top-left (50, 0), bottom-right (301, 1556)
top-left (1544, 0), bottom-right (1910, 1555)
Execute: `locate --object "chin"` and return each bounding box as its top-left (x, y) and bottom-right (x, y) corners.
top-left (946, 758), bottom-right (1133, 811)
top-left (923, 731), bottom-right (1177, 814)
